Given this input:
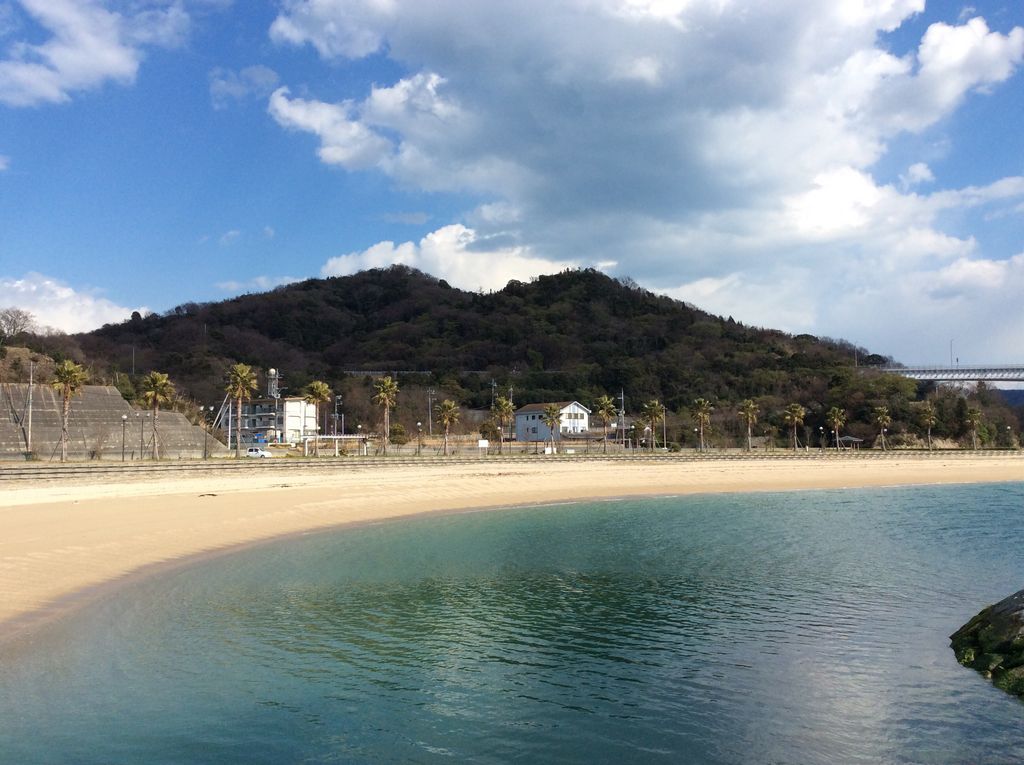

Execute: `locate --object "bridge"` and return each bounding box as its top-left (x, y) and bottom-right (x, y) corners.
top-left (878, 365), bottom-right (1024, 382)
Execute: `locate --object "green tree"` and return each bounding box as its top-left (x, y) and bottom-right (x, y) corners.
top-left (303, 380), bottom-right (332, 457)
top-left (825, 406), bottom-right (846, 451)
top-left (918, 401), bottom-right (938, 451)
top-left (51, 360), bottom-right (89, 462)
top-left (492, 395), bottom-right (514, 455)
top-left (541, 403), bottom-right (563, 452)
top-left (479, 419), bottom-right (500, 443)
top-left (140, 371), bottom-right (175, 460)
top-left (225, 363), bottom-right (258, 458)
top-left (373, 376), bottom-right (400, 456)
top-left (737, 399), bottom-right (759, 451)
top-left (691, 398), bottom-right (713, 452)
top-left (964, 407), bottom-right (983, 450)
top-left (435, 399), bottom-right (460, 456)
top-left (642, 399), bottom-right (667, 451)
top-left (873, 405), bottom-right (892, 451)
top-left (783, 403), bottom-right (806, 451)
top-left (594, 394), bottom-right (618, 454)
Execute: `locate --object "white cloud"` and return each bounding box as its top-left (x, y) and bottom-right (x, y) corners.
top-left (900, 162), bottom-right (935, 189)
top-left (0, 154), bottom-right (8, 171)
top-left (0, 0), bottom-right (190, 107)
top-left (268, 86), bottom-right (392, 170)
top-left (270, 1), bottom-right (1024, 361)
top-left (218, 229), bottom-right (240, 245)
top-left (216, 275), bottom-right (300, 293)
top-left (269, 0), bottom-right (395, 58)
top-left (209, 64), bottom-right (279, 109)
top-left (0, 273), bottom-right (143, 332)
top-left (320, 224), bottom-right (578, 290)
top-left (263, 225), bottom-right (275, 239)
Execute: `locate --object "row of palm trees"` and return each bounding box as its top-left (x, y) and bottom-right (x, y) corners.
top-left (572, 395), bottom-right (984, 454)
top-left (51, 360), bottom-right (175, 462)
top-left (45, 361), bottom-right (994, 462)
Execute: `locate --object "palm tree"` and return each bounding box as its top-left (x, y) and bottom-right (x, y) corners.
top-left (594, 394), bottom-right (618, 454)
top-left (918, 401), bottom-right (937, 451)
top-left (303, 380), bottom-right (332, 457)
top-left (225, 363), bottom-right (258, 458)
top-left (690, 398), bottom-right (713, 452)
top-left (826, 406), bottom-right (846, 451)
top-left (492, 395), bottom-right (514, 454)
top-left (782, 403), bottom-right (806, 451)
top-left (964, 407), bottom-right (983, 450)
top-left (873, 406), bottom-right (892, 451)
top-left (373, 375), bottom-right (400, 455)
top-left (436, 399), bottom-right (460, 456)
top-left (140, 371), bottom-right (175, 460)
top-left (642, 399), bottom-right (667, 451)
top-left (737, 399), bottom-right (759, 451)
top-left (51, 360), bottom-right (88, 462)
top-left (541, 403), bottom-right (563, 453)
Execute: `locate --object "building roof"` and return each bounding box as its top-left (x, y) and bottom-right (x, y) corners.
top-left (514, 401), bottom-right (592, 415)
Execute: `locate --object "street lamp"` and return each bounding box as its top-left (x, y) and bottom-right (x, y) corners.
top-left (417, 421), bottom-right (422, 457)
top-left (334, 395), bottom-right (343, 435)
top-left (121, 414), bottom-right (128, 461)
top-left (357, 424), bottom-right (363, 456)
top-left (693, 427), bottom-right (699, 453)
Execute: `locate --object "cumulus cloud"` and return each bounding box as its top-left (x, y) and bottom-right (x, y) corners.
top-left (900, 162), bottom-right (935, 189)
top-left (0, 273), bottom-right (143, 332)
top-left (269, 1), bottom-right (1024, 361)
top-left (0, 0), bottom-right (189, 107)
top-left (0, 154), bottom-right (9, 171)
top-left (320, 224), bottom-right (577, 290)
top-left (209, 64), bottom-right (279, 109)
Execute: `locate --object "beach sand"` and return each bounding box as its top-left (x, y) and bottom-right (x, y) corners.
top-left (1, 454), bottom-right (1021, 641)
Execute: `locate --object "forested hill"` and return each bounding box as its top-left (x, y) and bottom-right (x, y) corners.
top-left (69, 266), bottom-right (885, 410)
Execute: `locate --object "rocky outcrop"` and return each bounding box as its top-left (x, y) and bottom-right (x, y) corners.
top-left (951, 589), bottom-right (1024, 697)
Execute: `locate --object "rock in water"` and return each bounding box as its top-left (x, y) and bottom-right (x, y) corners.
top-left (951, 589), bottom-right (1024, 697)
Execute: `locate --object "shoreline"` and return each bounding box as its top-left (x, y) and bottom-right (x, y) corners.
top-left (1, 454), bottom-right (1021, 647)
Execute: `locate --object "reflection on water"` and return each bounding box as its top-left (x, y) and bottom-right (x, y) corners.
top-left (2, 484), bottom-right (1024, 763)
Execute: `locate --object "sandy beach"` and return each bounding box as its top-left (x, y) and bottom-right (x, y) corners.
top-left (1, 454), bottom-right (1021, 642)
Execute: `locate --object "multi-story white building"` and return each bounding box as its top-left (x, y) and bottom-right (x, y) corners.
top-left (225, 397), bottom-right (319, 445)
top-left (514, 401), bottom-right (591, 442)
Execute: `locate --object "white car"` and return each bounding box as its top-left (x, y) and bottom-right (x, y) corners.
top-left (246, 446), bottom-right (272, 458)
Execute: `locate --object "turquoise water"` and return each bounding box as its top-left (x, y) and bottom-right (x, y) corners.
top-left (2, 484), bottom-right (1024, 763)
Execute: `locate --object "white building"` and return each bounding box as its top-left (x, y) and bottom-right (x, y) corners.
top-left (226, 397), bottom-right (320, 445)
top-left (514, 401), bottom-right (591, 442)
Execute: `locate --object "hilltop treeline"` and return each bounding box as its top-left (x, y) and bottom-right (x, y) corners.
top-left (13, 266), bottom-right (1022, 447)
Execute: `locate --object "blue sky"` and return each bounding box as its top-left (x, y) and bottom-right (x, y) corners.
top-left (1, 0), bottom-right (1022, 364)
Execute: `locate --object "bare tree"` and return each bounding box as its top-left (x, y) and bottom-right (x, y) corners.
top-left (0, 307), bottom-right (37, 347)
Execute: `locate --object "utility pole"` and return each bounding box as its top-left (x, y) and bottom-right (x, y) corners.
top-left (619, 388), bottom-right (625, 445)
top-left (26, 360), bottom-right (34, 453)
top-left (427, 388), bottom-right (435, 436)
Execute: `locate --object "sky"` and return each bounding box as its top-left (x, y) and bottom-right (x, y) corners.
top-left (0, 0), bottom-right (1022, 365)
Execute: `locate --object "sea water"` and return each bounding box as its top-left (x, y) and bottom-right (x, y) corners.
top-left (2, 483), bottom-right (1024, 763)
